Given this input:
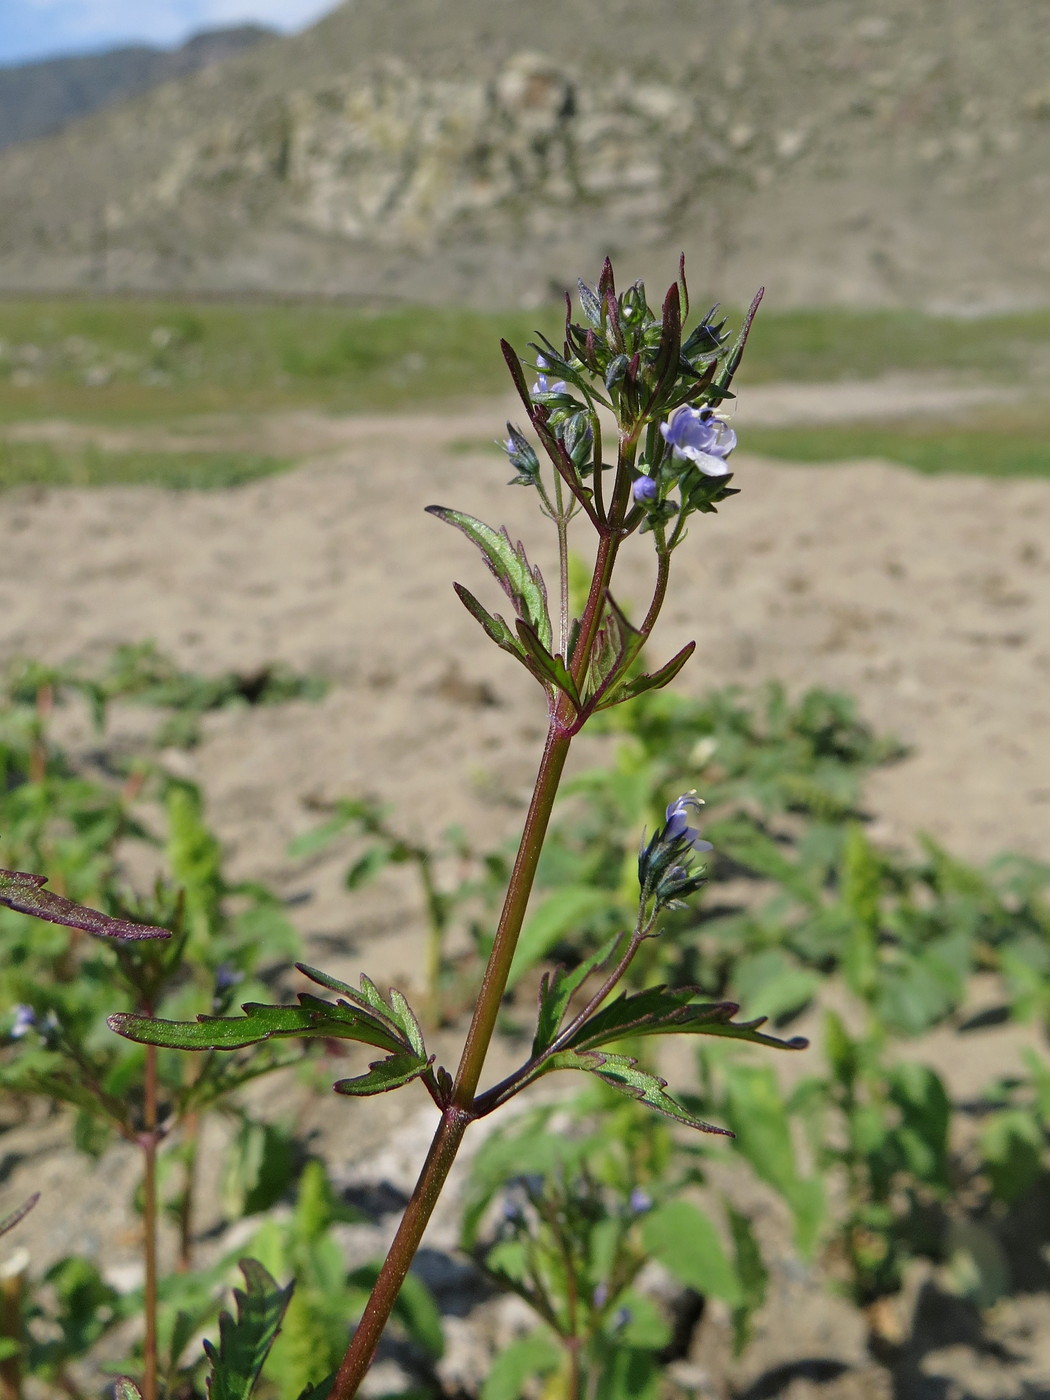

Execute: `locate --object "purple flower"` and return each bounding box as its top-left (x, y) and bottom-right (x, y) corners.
top-left (613, 1306), bottom-right (632, 1330)
top-left (531, 374), bottom-right (569, 397)
top-left (632, 474), bottom-right (658, 504)
top-left (629, 1187), bottom-right (653, 1215)
top-left (10, 1004), bottom-right (36, 1039)
top-left (664, 792), bottom-right (714, 853)
top-left (660, 406), bottom-right (737, 478)
top-left (592, 1283), bottom-right (608, 1308)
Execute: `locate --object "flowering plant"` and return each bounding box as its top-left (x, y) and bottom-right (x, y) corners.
top-left (5, 258), bottom-right (804, 1399)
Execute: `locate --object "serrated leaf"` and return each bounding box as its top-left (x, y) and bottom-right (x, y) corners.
top-left (531, 933), bottom-right (623, 1056)
top-left (333, 1050), bottom-right (432, 1097)
top-left (108, 995), bottom-right (405, 1055)
top-left (547, 1049), bottom-right (732, 1135)
top-left (0, 868), bottom-right (170, 941)
top-left (204, 1260), bottom-right (294, 1400)
top-left (565, 986), bottom-right (808, 1054)
top-left (426, 507), bottom-right (551, 651)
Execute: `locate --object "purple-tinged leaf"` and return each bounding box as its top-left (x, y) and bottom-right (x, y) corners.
top-left (0, 868), bottom-right (169, 941)
top-left (501, 337), bottom-right (533, 416)
top-left (565, 985), bottom-right (808, 1054)
top-left (109, 994), bottom-right (405, 1055)
top-left (333, 1050), bottom-right (432, 1097)
top-left (452, 584), bottom-right (525, 660)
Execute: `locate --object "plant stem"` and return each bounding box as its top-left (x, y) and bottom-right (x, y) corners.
top-left (331, 483), bottom-right (627, 1398)
top-left (329, 1108), bottom-right (470, 1399)
top-left (141, 1042), bottom-right (159, 1400)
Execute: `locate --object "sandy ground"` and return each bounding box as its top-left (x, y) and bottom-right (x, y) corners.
top-left (1, 384), bottom-right (1049, 1397)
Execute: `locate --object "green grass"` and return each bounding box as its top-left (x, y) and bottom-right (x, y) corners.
top-left (0, 440), bottom-right (290, 490)
top-left (1, 297), bottom-right (1048, 426)
top-left (745, 420), bottom-right (1050, 479)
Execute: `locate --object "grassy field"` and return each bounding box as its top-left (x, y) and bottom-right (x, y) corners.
top-left (0, 296), bottom-right (1046, 485)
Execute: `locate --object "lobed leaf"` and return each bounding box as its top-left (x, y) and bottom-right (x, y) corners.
top-left (426, 506), bottom-right (552, 651)
top-left (565, 985), bottom-right (808, 1054)
top-left (109, 997), bottom-right (403, 1055)
top-left (545, 1048), bottom-right (732, 1135)
top-left (531, 932), bottom-right (623, 1056)
top-left (0, 867), bottom-right (170, 942)
top-left (334, 1050), bottom-right (433, 1097)
top-left (204, 1259), bottom-right (294, 1400)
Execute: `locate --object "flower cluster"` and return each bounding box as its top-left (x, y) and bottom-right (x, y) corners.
top-left (638, 791), bottom-right (713, 912)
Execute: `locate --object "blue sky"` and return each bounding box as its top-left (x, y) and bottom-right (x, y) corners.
top-left (0, 0), bottom-right (337, 66)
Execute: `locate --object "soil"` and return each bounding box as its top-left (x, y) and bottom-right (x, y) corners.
top-left (0, 381), bottom-right (1048, 1398)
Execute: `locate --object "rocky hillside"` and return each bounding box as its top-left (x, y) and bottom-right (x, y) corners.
top-left (0, 0), bottom-right (1048, 309)
top-left (0, 26), bottom-right (276, 153)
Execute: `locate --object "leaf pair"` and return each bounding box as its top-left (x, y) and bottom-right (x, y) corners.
top-left (109, 963), bottom-right (438, 1102)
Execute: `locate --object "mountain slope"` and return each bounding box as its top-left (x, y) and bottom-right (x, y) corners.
top-left (0, 27), bottom-right (276, 153)
top-left (0, 0), bottom-right (1048, 309)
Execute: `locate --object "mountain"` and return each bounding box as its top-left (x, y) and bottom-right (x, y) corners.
top-left (0, 26), bottom-right (277, 153)
top-left (0, 0), bottom-right (1048, 309)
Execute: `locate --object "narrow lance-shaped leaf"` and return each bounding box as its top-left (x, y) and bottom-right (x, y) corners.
top-left (711, 286), bottom-right (764, 402)
top-left (109, 996), bottom-right (404, 1055)
top-left (564, 985), bottom-right (808, 1054)
top-left (0, 868), bottom-right (170, 942)
top-left (546, 1048), bottom-right (732, 1136)
top-left (596, 641), bottom-right (696, 710)
top-left (204, 1259), bottom-right (294, 1400)
top-left (426, 507), bottom-right (552, 651)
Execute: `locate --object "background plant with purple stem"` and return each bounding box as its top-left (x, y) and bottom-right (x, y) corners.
top-left (103, 257), bottom-right (811, 1399)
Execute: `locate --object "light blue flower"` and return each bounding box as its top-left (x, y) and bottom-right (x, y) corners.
top-left (632, 474), bottom-right (658, 504)
top-left (660, 406), bottom-right (737, 478)
top-left (10, 1004), bottom-right (36, 1038)
top-left (663, 792), bottom-right (714, 852)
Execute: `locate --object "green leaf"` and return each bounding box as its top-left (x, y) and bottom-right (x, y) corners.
top-left (481, 1330), bottom-right (561, 1400)
top-left (514, 620), bottom-right (581, 707)
top-left (531, 934), bottom-right (623, 1056)
top-left (642, 1200), bottom-right (741, 1303)
top-left (203, 1259), bottom-right (294, 1400)
top-left (333, 1051), bottom-right (432, 1097)
top-left (727, 1205), bottom-right (767, 1355)
top-left (597, 641), bottom-right (696, 710)
top-left (981, 1110), bottom-right (1044, 1205)
top-left (452, 583), bottom-right (526, 660)
top-left (565, 985), bottom-right (808, 1054)
top-left (0, 867), bottom-right (170, 942)
top-left (427, 506), bottom-right (552, 650)
top-left (548, 1049), bottom-right (732, 1135)
top-left (114, 1381), bottom-right (142, 1400)
top-left (109, 997), bottom-right (403, 1055)
top-left (721, 1063), bottom-right (824, 1256)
